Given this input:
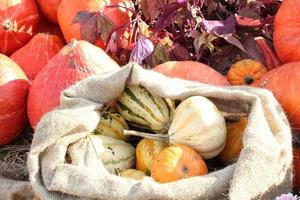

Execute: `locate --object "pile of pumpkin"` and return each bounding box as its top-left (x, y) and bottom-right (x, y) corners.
top-left (1, 0), bottom-right (300, 189)
top-left (81, 84), bottom-right (247, 183)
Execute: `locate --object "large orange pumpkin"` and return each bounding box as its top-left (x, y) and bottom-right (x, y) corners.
top-left (57, 0), bottom-right (132, 49)
top-left (227, 59), bottom-right (267, 86)
top-left (27, 40), bottom-right (120, 129)
top-left (0, 54), bottom-right (30, 145)
top-left (151, 144), bottom-right (208, 183)
top-left (11, 33), bottom-right (64, 81)
top-left (0, 0), bottom-right (40, 55)
top-left (252, 62), bottom-right (300, 131)
top-left (273, 0), bottom-right (300, 63)
top-left (36, 0), bottom-right (62, 24)
top-left (153, 61), bottom-right (229, 86)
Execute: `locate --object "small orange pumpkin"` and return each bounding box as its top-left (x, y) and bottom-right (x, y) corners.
top-left (151, 144), bottom-right (208, 183)
top-left (218, 118), bottom-right (248, 164)
top-left (136, 138), bottom-right (168, 175)
top-left (227, 59), bottom-right (267, 85)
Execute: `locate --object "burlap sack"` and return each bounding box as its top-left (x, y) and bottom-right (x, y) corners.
top-left (28, 63), bottom-right (293, 200)
top-left (0, 177), bottom-right (37, 200)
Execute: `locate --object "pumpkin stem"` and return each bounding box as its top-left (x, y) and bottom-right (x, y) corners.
top-left (244, 75), bottom-right (253, 85)
top-left (123, 130), bottom-right (169, 142)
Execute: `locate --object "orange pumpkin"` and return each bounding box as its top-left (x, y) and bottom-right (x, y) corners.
top-left (57, 0), bottom-right (132, 49)
top-left (151, 144), bottom-right (208, 183)
top-left (10, 33), bottom-right (64, 81)
top-left (273, 0), bottom-right (300, 63)
top-left (36, 0), bottom-right (62, 24)
top-left (218, 118), bottom-right (248, 164)
top-left (136, 138), bottom-right (168, 175)
top-left (153, 61), bottom-right (229, 86)
top-left (227, 59), bottom-right (267, 85)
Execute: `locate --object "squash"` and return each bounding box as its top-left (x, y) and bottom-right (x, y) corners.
top-left (125, 96), bottom-right (227, 159)
top-left (94, 111), bottom-right (129, 141)
top-left (273, 0), bottom-right (300, 63)
top-left (0, 0), bottom-right (40, 55)
top-left (252, 62), bottom-right (300, 131)
top-left (36, 0), bottom-right (62, 24)
top-left (117, 85), bottom-right (174, 134)
top-left (89, 135), bottom-right (135, 174)
top-left (10, 33), bottom-right (64, 81)
top-left (153, 61), bottom-right (229, 86)
top-left (218, 118), bottom-right (248, 164)
top-left (227, 59), bottom-right (267, 86)
top-left (27, 39), bottom-right (120, 129)
top-left (57, 0), bottom-right (132, 48)
top-left (0, 54), bottom-right (30, 145)
top-left (136, 138), bottom-right (168, 175)
top-left (119, 169), bottom-right (146, 180)
top-left (151, 144), bottom-right (208, 183)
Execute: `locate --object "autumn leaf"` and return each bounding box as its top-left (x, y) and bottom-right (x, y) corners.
top-left (73, 11), bottom-right (115, 44)
top-left (139, 0), bottom-right (161, 21)
top-left (130, 37), bottom-right (154, 64)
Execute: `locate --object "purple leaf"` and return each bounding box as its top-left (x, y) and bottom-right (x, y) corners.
top-left (130, 37), bottom-right (154, 64)
top-left (169, 43), bottom-right (190, 61)
top-left (220, 34), bottom-right (247, 53)
top-left (201, 15), bottom-right (237, 35)
top-left (154, 3), bottom-right (182, 32)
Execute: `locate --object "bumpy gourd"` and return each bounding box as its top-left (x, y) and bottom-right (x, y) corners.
top-left (151, 144), bottom-right (208, 183)
top-left (94, 111), bottom-right (129, 141)
top-left (125, 96), bottom-right (227, 159)
top-left (136, 138), bottom-right (168, 175)
top-left (117, 85), bottom-right (174, 134)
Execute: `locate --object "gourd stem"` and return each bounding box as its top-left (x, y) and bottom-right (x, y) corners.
top-left (123, 130), bottom-right (169, 142)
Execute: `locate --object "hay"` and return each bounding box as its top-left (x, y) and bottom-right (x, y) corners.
top-left (0, 126), bottom-right (33, 181)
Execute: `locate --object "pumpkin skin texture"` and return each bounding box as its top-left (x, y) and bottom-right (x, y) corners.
top-left (27, 40), bottom-right (120, 129)
top-left (0, 54), bottom-right (30, 145)
top-left (151, 144), bottom-right (208, 183)
top-left (0, 0), bottom-right (40, 55)
top-left (94, 111), bottom-right (129, 141)
top-left (120, 169), bottom-right (146, 180)
top-left (57, 0), bottom-right (132, 48)
top-left (273, 0), bottom-right (300, 63)
top-left (218, 118), bottom-right (248, 164)
top-left (10, 33), bottom-right (64, 82)
top-left (136, 138), bottom-right (168, 175)
top-left (252, 62), bottom-right (300, 131)
top-left (227, 59), bottom-right (267, 86)
top-left (153, 61), bottom-right (229, 86)
top-left (36, 0), bottom-right (62, 24)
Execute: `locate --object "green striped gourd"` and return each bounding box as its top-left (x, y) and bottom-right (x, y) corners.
top-left (94, 111), bottom-right (129, 141)
top-left (125, 96), bottom-right (227, 159)
top-left (91, 135), bottom-right (136, 174)
top-left (117, 85), bottom-right (174, 134)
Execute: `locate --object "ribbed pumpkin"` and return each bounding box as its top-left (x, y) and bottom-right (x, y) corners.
top-left (0, 54), bottom-right (30, 145)
top-left (252, 62), bottom-right (300, 131)
top-left (117, 85), bottom-right (174, 134)
top-left (218, 118), bottom-right (248, 164)
top-left (125, 96), bottom-right (227, 159)
top-left (0, 0), bottom-right (40, 55)
top-left (57, 0), bottom-right (132, 48)
top-left (91, 135), bottom-right (135, 174)
top-left (153, 61), bottom-right (229, 86)
top-left (36, 0), bottom-right (62, 24)
top-left (120, 169), bottom-right (146, 180)
top-left (10, 33), bottom-right (64, 81)
top-left (273, 0), bottom-right (300, 63)
top-left (227, 59), bottom-right (267, 86)
top-left (27, 40), bottom-right (120, 129)
top-left (136, 138), bottom-right (168, 175)
top-left (151, 144), bottom-right (208, 183)
top-left (94, 111), bottom-right (129, 141)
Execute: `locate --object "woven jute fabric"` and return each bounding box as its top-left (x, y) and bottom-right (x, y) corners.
top-left (26, 63), bottom-right (292, 200)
